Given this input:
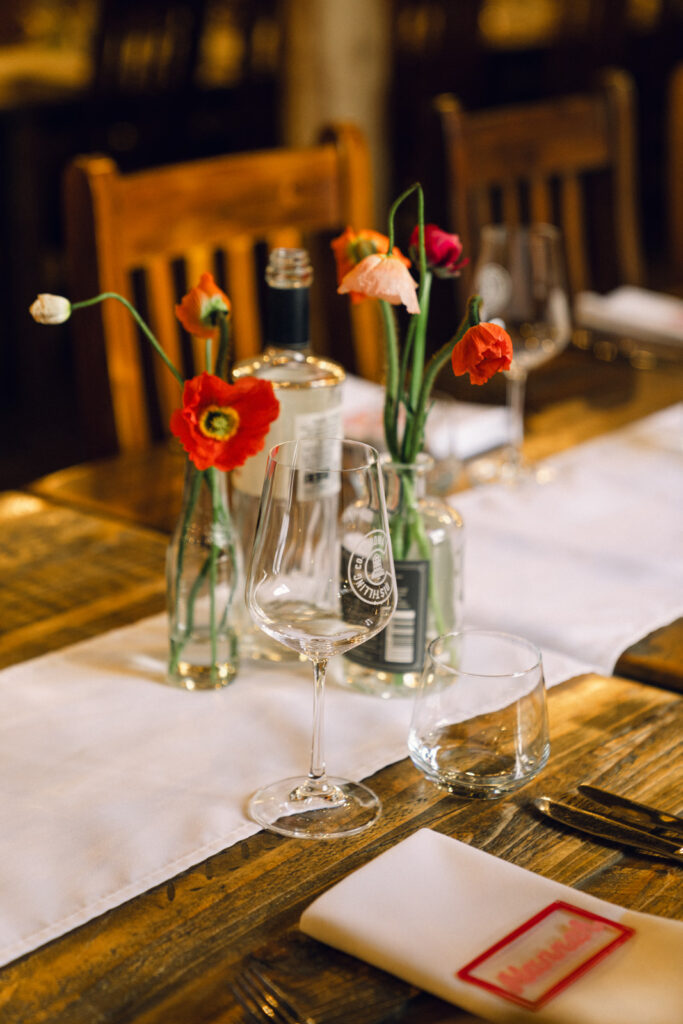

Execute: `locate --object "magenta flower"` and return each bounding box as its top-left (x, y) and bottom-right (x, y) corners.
top-left (409, 224), bottom-right (468, 278)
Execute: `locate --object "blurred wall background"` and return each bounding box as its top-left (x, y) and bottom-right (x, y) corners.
top-left (0, 0), bottom-right (680, 486)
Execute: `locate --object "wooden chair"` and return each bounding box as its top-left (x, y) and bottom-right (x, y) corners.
top-left (434, 68), bottom-right (645, 299)
top-left (63, 123), bottom-right (376, 456)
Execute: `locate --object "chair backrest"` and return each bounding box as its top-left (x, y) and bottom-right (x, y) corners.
top-left (434, 68), bottom-right (644, 299)
top-left (63, 124), bottom-right (377, 456)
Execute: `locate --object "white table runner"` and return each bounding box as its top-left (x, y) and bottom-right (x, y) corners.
top-left (454, 403), bottom-right (683, 673)
top-left (0, 404), bottom-right (681, 969)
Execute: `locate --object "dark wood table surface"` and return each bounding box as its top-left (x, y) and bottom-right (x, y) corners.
top-left (1, 349), bottom-right (681, 1023)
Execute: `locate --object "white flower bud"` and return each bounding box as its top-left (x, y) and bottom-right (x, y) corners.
top-left (29, 294), bottom-right (72, 325)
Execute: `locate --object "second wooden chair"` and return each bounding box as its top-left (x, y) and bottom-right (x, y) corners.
top-left (434, 68), bottom-right (645, 300)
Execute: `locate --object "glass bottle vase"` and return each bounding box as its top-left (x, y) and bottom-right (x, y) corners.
top-left (166, 463), bottom-right (244, 690)
top-left (333, 454), bottom-right (464, 699)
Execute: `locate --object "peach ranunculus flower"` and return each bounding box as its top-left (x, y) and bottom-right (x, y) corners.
top-left (175, 272), bottom-right (231, 339)
top-left (331, 227), bottom-right (411, 303)
top-left (338, 253), bottom-right (420, 315)
top-left (29, 294), bottom-right (72, 325)
top-left (451, 322), bottom-right (513, 385)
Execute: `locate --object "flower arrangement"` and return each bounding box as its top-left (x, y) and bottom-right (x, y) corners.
top-left (30, 276), bottom-right (279, 687)
top-left (332, 184), bottom-right (512, 694)
top-left (332, 183), bottom-right (512, 466)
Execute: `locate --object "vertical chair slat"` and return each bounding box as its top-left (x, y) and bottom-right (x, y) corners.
top-left (225, 238), bottom-right (261, 363)
top-left (145, 259), bottom-right (185, 431)
top-left (560, 173), bottom-right (588, 295)
top-left (530, 176), bottom-right (553, 225)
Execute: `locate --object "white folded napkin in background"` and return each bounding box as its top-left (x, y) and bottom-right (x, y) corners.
top-left (574, 286), bottom-right (683, 348)
top-left (300, 829), bottom-right (683, 1024)
top-left (343, 374), bottom-right (509, 460)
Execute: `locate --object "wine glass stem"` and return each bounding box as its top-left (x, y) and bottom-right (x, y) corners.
top-left (309, 658), bottom-right (328, 782)
top-left (506, 372), bottom-right (527, 471)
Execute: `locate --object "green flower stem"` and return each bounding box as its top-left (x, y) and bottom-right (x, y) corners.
top-left (380, 300), bottom-right (401, 461)
top-left (71, 292), bottom-right (184, 386)
top-left (214, 311), bottom-right (231, 381)
top-left (169, 467), bottom-right (237, 678)
top-left (387, 182), bottom-right (420, 251)
top-left (404, 294), bottom-right (482, 464)
top-left (207, 467), bottom-right (238, 632)
top-left (390, 467), bottom-right (446, 637)
top-left (168, 466), bottom-right (204, 674)
top-left (205, 338), bottom-right (211, 373)
top-left (403, 270), bottom-right (432, 461)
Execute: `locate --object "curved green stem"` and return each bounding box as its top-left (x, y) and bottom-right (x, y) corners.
top-left (214, 311), bottom-right (231, 381)
top-left (380, 300), bottom-right (401, 461)
top-left (404, 294), bottom-right (482, 463)
top-left (387, 182), bottom-right (420, 251)
top-left (71, 292), bottom-right (184, 386)
top-left (168, 466), bottom-right (204, 673)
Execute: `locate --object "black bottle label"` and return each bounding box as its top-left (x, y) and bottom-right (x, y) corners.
top-left (344, 558), bottom-right (430, 672)
top-left (267, 287), bottom-right (309, 349)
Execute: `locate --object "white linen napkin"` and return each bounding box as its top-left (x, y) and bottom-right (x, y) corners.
top-left (300, 828), bottom-right (683, 1024)
top-left (575, 286), bottom-right (683, 348)
top-left (343, 374), bottom-right (509, 460)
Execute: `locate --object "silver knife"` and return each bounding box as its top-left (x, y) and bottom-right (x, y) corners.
top-left (577, 784), bottom-right (683, 841)
top-left (533, 796), bottom-right (683, 864)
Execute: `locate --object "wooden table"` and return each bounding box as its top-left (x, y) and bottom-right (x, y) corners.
top-left (1, 353), bottom-right (681, 1024)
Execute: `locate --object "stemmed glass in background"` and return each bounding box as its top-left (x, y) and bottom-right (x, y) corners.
top-left (471, 224), bottom-right (572, 483)
top-left (246, 438), bottom-right (397, 839)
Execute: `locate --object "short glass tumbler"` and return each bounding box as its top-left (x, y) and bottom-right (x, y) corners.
top-left (408, 630), bottom-right (550, 798)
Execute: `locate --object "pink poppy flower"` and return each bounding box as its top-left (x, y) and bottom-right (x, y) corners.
top-left (338, 254), bottom-right (420, 314)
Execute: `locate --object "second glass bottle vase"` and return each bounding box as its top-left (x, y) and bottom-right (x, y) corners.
top-left (166, 463), bottom-right (245, 690)
top-left (334, 454), bottom-right (464, 699)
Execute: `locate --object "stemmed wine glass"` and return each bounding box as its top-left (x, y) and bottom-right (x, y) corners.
top-left (471, 224), bottom-right (572, 483)
top-left (246, 438), bottom-right (397, 839)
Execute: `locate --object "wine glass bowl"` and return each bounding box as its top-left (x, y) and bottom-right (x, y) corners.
top-left (246, 438), bottom-right (397, 839)
top-left (472, 224), bottom-right (572, 482)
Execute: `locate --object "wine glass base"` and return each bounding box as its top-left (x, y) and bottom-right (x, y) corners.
top-left (466, 450), bottom-right (557, 487)
top-left (248, 775), bottom-right (382, 839)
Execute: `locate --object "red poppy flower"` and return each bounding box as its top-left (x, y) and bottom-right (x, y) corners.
top-left (175, 272), bottom-right (231, 339)
top-left (409, 224), bottom-right (469, 278)
top-left (451, 322), bottom-right (513, 385)
top-left (170, 372), bottom-right (279, 471)
top-left (331, 227), bottom-right (411, 303)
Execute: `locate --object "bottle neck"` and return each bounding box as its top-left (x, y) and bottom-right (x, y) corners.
top-left (265, 247), bottom-right (312, 353)
top-left (266, 284), bottom-right (310, 353)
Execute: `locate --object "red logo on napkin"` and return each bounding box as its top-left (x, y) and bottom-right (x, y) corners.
top-left (457, 901), bottom-right (634, 1010)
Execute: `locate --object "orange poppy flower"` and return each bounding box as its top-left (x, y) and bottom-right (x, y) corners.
top-left (338, 253), bottom-right (420, 314)
top-left (170, 372), bottom-right (279, 472)
top-left (451, 322), bottom-right (513, 385)
top-left (175, 272), bottom-right (231, 339)
top-left (331, 227), bottom-right (411, 303)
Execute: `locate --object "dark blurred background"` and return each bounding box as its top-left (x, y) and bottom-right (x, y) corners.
top-left (1, 0), bottom-right (681, 487)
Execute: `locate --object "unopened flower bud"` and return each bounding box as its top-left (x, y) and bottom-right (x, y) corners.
top-left (29, 294), bottom-right (72, 325)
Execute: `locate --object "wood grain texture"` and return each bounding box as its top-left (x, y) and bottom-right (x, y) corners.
top-left (0, 673), bottom-right (679, 1024)
top-left (0, 492), bottom-right (167, 668)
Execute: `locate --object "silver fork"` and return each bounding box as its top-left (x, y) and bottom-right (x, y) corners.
top-left (231, 961), bottom-right (316, 1024)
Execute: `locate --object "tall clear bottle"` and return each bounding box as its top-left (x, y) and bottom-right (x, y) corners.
top-left (231, 247), bottom-right (345, 661)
